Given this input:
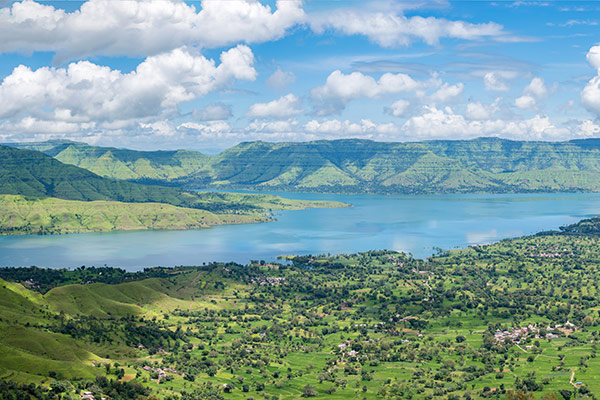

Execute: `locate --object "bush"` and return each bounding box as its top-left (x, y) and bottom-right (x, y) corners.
top-left (302, 384), bottom-right (318, 397)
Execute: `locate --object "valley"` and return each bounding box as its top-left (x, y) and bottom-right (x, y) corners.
top-left (1, 219), bottom-right (600, 399)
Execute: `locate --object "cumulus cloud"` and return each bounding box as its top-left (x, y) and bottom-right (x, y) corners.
top-left (385, 99), bottom-right (411, 117)
top-left (430, 82), bottom-right (464, 103)
top-left (465, 98), bottom-right (501, 120)
top-left (587, 45), bottom-right (600, 70)
top-left (0, 116), bottom-right (95, 134)
top-left (246, 94), bottom-right (303, 118)
top-left (514, 77), bottom-right (548, 110)
top-left (247, 119), bottom-right (299, 133)
top-left (582, 45), bottom-right (600, 117)
top-left (0, 0), bottom-right (304, 62)
top-left (483, 72), bottom-right (509, 91)
top-left (178, 121), bottom-right (232, 136)
top-left (193, 103), bottom-right (232, 121)
top-left (266, 67), bottom-right (296, 89)
top-left (524, 77), bottom-right (548, 98)
top-left (311, 70), bottom-right (421, 115)
top-left (582, 75), bottom-right (600, 116)
top-left (309, 10), bottom-right (506, 48)
top-left (0, 45), bottom-right (256, 123)
top-left (305, 119), bottom-right (397, 137)
top-left (577, 120), bottom-right (600, 136)
top-left (402, 105), bottom-right (569, 140)
top-left (515, 95), bottom-right (536, 109)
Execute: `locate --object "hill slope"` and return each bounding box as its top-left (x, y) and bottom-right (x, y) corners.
top-left (0, 144), bottom-right (204, 206)
top-left (0, 146), bottom-right (346, 235)
top-left (12, 139), bottom-right (209, 182)
top-left (11, 138), bottom-right (600, 193)
top-left (0, 145), bottom-right (345, 212)
top-left (0, 194), bottom-right (269, 235)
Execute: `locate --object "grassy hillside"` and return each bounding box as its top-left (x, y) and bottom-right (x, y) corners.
top-left (0, 195), bottom-right (270, 235)
top-left (11, 138), bottom-right (600, 194)
top-left (3, 220), bottom-right (600, 398)
top-left (0, 194), bottom-right (346, 236)
top-left (12, 140), bottom-right (209, 182)
top-left (0, 145), bottom-right (347, 235)
top-left (0, 144), bottom-right (197, 205)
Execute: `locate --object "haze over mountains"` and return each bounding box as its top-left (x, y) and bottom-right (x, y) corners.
top-left (10, 137), bottom-right (600, 194)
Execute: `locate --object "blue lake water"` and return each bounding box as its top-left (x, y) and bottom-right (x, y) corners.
top-left (1, 192), bottom-right (600, 270)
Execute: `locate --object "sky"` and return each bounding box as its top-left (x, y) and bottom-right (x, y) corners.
top-left (0, 0), bottom-right (600, 152)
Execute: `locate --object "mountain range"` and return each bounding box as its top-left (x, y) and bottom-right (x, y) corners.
top-left (0, 145), bottom-right (345, 235)
top-left (10, 137), bottom-right (600, 194)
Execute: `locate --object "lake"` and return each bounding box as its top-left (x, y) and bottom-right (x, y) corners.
top-left (1, 192), bottom-right (600, 270)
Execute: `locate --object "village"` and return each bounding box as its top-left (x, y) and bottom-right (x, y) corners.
top-left (494, 322), bottom-right (577, 345)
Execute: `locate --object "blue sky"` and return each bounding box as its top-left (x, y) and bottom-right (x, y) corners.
top-left (0, 0), bottom-right (599, 151)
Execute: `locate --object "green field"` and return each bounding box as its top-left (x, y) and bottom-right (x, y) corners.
top-left (0, 194), bottom-right (347, 236)
top-left (1, 219), bottom-right (600, 399)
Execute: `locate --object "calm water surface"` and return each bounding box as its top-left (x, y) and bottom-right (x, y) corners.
top-left (1, 192), bottom-right (600, 270)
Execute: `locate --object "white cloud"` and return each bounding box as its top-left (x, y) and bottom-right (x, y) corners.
top-left (515, 95), bottom-right (536, 109)
top-left (0, 45), bottom-right (256, 123)
top-left (465, 98), bottom-right (501, 120)
top-left (385, 99), bottom-right (411, 117)
top-left (583, 45), bottom-right (600, 117)
top-left (266, 67), bottom-right (296, 89)
top-left (483, 72), bottom-right (510, 92)
top-left (0, 116), bottom-right (95, 134)
top-left (577, 120), bottom-right (600, 137)
top-left (309, 10), bottom-right (505, 48)
top-left (311, 70), bottom-right (421, 115)
top-left (587, 45), bottom-right (600, 70)
top-left (582, 74), bottom-right (600, 116)
top-left (247, 119), bottom-right (299, 133)
top-left (402, 105), bottom-right (569, 140)
top-left (430, 82), bottom-right (464, 103)
top-left (0, 0), bottom-right (304, 61)
top-left (524, 77), bottom-right (548, 98)
top-left (193, 103), bottom-right (232, 121)
top-left (304, 119), bottom-right (396, 136)
top-left (139, 120), bottom-right (178, 137)
top-left (561, 19), bottom-right (598, 27)
top-left (178, 121), bottom-right (232, 136)
top-left (246, 94), bottom-right (303, 118)
top-left (513, 77), bottom-right (548, 110)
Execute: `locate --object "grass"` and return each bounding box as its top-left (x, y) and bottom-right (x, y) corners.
top-left (0, 194), bottom-right (347, 236)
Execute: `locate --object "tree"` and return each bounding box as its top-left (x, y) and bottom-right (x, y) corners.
top-left (302, 384), bottom-right (318, 397)
top-left (50, 380), bottom-right (67, 394)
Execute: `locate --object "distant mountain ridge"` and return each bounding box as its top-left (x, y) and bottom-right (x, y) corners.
top-left (0, 145), bottom-right (344, 213)
top-left (0, 145), bottom-right (347, 235)
top-left (0, 144), bottom-right (190, 203)
top-left (8, 137), bottom-right (600, 193)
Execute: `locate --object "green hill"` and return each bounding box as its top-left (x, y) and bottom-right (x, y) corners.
top-left (0, 144), bottom-right (205, 206)
top-left (0, 194), bottom-right (268, 235)
top-left (0, 144), bottom-right (345, 211)
top-left (11, 137), bottom-right (600, 193)
top-left (12, 139), bottom-right (209, 182)
top-left (0, 146), bottom-right (346, 235)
